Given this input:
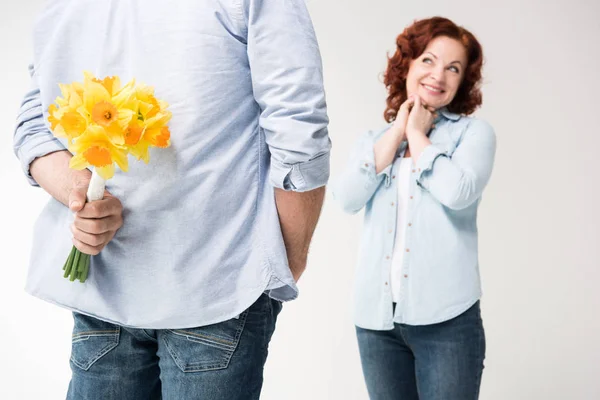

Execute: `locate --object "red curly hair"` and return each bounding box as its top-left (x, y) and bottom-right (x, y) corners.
top-left (383, 17), bottom-right (484, 122)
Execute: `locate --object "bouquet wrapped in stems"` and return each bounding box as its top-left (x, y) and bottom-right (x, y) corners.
top-left (48, 71), bottom-right (172, 282)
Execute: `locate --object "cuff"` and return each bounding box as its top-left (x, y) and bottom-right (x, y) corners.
top-left (269, 151), bottom-right (330, 192)
top-left (359, 134), bottom-right (393, 188)
top-left (415, 143), bottom-right (448, 188)
top-left (18, 135), bottom-right (66, 187)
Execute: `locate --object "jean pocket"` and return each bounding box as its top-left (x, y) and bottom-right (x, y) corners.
top-left (164, 309), bottom-right (250, 373)
top-left (70, 313), bottom-right (120, 371)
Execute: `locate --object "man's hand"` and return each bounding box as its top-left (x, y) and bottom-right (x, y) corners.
top-left (69, 182), bottom-right (123, 256)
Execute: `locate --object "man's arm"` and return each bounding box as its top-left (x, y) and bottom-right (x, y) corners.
top-left (29, 150), bottom-right (124, 255)
top-left (275, 186), bottom-right (325, 281)
top-left (30, 150), bottom-right (91, 208)
top-left (244, 0), bottom-right (331, 280)
top-left (14, 80), bottom-right (124, 256)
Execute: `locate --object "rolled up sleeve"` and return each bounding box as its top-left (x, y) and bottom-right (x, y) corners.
top-left (245, 0), bottom-right (331, 192)
top-left (331, 129), bottom-right (392, 214)
top-left (13, 65), bottom-right (65, 187)
top-left (415, 119), bottom-right (497, 210)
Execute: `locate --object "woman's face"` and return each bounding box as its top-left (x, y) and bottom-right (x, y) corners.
top-left (405, 36), bottom-right (468, 110)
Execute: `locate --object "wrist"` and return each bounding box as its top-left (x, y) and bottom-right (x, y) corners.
top-left (406, 128), bottom-right (426, 139)
top-left (70, 169), bottom-right (91, 186)
top-left (387, 125), bottom-right (406, 145)
top-left (289, 257), bottom-right (307, 281)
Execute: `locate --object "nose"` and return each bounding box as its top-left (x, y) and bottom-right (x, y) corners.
top-left (430, 65), bottom-right (445, 83)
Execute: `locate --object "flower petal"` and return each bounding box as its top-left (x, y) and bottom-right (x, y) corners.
top-left (69, 154), bottom-right (89, 170)
top-left (84, 81), bottom-right (111, 113)
top-left (96, 164), bottom-right (115, 180)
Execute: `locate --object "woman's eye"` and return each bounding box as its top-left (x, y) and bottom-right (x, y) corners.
top-left (422, 57), bottom-right (433, 64)
top-left (449, 66), bottom-right (459, 73)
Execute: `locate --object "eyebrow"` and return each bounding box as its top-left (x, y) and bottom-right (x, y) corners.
top-left (424, 52), bottom-right (463, 66)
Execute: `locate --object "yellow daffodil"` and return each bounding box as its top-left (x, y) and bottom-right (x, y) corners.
top-left (91, 74), bottom-right (121, 96)
top-left (48, 83), bottom-right (87, 141)
top-left (49, 71), bottom-right (172, 283)
top-left (56, 82), bottom-right (84, 109)
top-left (125, 109), bottom-right (172, 162)
top-left (81, 72), bottom-right (137, 143)
top-left (144, 111), bottom-right (172, 148)
top-left (69, 125), bottom-right (129, 180)
top-left (121, 84), bottom-right (172, 162)
top-left (135, 84), bottom-right (162, 121)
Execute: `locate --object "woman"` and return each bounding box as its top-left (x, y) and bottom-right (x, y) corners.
top-left (332, 17), bottom-right (496, 400)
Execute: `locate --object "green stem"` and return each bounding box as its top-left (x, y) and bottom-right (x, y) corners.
top-left (63, 246), bottom-right (77, 278)
top-left (78, 254), bottom-right (90, 283)
top-left (70, 250), bottom-right (81, 282)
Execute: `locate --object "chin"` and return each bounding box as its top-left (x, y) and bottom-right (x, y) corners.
top-left (417, 93), bottom-right (443, 109)
top-left (423, 98), bottom-right (444, 109)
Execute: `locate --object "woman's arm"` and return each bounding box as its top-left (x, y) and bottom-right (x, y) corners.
top-left (409, 118), bottom-right (497, 210)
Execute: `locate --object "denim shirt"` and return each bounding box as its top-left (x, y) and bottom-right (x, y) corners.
top-left (13, 0), bottom-right (330, 329)
top-left (332, 109), bottom-right (496, 329)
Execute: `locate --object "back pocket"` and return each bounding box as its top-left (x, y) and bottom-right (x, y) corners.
top-left (70, 313), bottom-right (120, 371)
top-left (164, 309), bottom-right (249, 373)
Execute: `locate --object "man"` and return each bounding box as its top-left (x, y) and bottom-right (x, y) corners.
top-left (13, 0), bottom-right (330, 398)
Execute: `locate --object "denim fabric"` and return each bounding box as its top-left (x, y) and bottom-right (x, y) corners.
top-left (356, 301), bottom-right (486, 400)
top-left (67, 293), bottom-right (282, 400)
top-left (332, 110), bottom-right (496, 329)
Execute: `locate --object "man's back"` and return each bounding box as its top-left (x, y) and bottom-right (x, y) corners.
top-left (17, 0), bottom-right (330, 328)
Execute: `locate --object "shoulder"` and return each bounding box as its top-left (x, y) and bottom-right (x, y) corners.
top-left (456, 116), bottom-right (496, 144)
top-left (462, 116), bottom-right (494, 135)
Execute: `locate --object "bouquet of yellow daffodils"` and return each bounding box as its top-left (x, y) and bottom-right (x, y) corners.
top-left (48, 71), bottom-right (171, 283)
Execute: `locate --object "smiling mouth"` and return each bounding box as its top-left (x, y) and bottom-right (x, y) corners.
top-left (421, 83), bottom-right (445, 94)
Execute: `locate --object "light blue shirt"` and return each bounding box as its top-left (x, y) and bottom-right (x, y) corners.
top-left (13, 0), bottom-right (330, 329)
top-left (332, 109), bottom-right (496, 329)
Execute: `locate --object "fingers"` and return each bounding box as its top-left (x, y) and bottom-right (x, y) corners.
top-left (413, 95), bottom-right (422, 109)
top-left (71, 224), bottom-right (114, 248)
top-left (69, 187), bottom-right (122, 255)
top-left (403, 98), bottom-right (415, 109)
top-left (74, 214), bottom-right (123, 235)
top-left (72, 237), bottom-right (108, 256)
top-left (77, 197), bottom-right (123, 219)
top-left (69, 181), bottom-right (89, 212)
top-left (418, 99), bottom-right (435, 113)
top-left (399, 95), bottom-right (415, 113)
top-left (408, 95), bottom-right (436, 113)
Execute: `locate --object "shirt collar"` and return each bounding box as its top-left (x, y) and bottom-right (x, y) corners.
top-left (436, 107), bottom-right (461, 122)
top-left (395, 107), bottom-right (460, 157)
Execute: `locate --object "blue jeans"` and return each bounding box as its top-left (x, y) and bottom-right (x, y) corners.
top-left (356, 301), bottom-right (485, 400)
top-left (67, 293), bottom-right (282, 400)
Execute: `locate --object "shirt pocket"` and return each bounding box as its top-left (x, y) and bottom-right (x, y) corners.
top-left (163, 309), bottom-right (250, 373)
top-left (70, 313), bottom-right (120, 371)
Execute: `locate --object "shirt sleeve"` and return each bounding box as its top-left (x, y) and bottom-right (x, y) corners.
top-left (331, 129), bottom-right (393, 214)
top-left (13, 64), bottom-right (66, 187)
top-left (244, 0), bottom-right (331, 192)
top-left (414, 118), bottom-right (497, 210)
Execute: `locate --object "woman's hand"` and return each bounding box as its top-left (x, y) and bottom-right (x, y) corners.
top-left (389, 95), bottom-right (416, 142)
top-left (406, 96), bottom-right (437, 138)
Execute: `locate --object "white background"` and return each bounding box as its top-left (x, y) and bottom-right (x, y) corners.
top-left (1, 0), bottom-right (599, 399)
